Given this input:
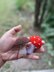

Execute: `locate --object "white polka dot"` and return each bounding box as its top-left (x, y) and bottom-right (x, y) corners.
top-left (34, 36), bottom-right (36, 38)
top-left (34, 41), bottom-right (36, 44)
top-left (38, 43), bottom-right (40, 45)
top-left (38, 38), bottom-right (40, 40)
top-left (42, 40), bottom-right (45, 44)
top-left (27, 37), bottom-right (30, 39)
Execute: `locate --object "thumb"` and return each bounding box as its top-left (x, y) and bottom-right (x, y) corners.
top-left (8, 25), bottom-right (22, 35)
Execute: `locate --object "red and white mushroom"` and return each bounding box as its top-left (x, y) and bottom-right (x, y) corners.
top-left (28, 36), bottom-right (45, 49)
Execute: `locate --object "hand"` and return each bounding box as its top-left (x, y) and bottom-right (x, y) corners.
top-left (0, 25), bottom-right (22, 61)
top-left (0, 25), bottom-right (45, 67)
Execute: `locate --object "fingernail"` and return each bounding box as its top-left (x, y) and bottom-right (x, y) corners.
top-left (33, 56), bottom-right (39, 59)
top-left (15, 25), bottom-right (22, 32)
top-left (18, 25), bottom-right (22, 29)
top-left (28, 42), bottom-right (32, 44)
top-left (42, 40), bottom-right (45, 44)
top-left (41, 47), bottom-right (45, 52)
top-left (27, 37), bottom-right (30, 39)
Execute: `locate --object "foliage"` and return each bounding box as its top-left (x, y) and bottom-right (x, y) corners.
top-left (0, 0), bottom-right (15, 23)
top-left (16, 0), bottom-right (27, 10)
top-left (41, 0), bottom-right (54, 67)
top-left (34, 0), bottom-right (48, 28)
top-left (16, 0), bottom-right (35, 12)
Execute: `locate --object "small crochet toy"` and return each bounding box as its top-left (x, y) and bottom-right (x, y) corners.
top-left (26, 36), bottom-right (45, 54)
top-left (14, 36), bottom-right (45, 55)
top-left (29, 36), bottom-right (45, 48)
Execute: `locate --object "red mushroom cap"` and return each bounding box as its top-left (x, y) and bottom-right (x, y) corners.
top-left (29, 36), bottom-right (45, 48)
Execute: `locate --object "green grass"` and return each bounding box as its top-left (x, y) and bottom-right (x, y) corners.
top-left (0, 0), bottom-right (17, 37)
top-left (0, 0), bottom-right (31, 37)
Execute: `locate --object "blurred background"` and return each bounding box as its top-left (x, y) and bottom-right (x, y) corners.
top-left (0, 0), bottom-right (54, 71)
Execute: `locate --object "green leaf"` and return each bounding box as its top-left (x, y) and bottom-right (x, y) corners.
top-left (50, 51), bottom-right (54, 56)
top-left (45, 42), bottom-right (53, 50)
top-left (45, 28), bottom-right (54, 37)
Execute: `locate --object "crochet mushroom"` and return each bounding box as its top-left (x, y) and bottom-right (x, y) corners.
top-left (26, 36), bottom-right (45, 54)
top-left (29, 36), bottom-right (45, 49)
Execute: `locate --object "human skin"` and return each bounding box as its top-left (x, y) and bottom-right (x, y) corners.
top-left (0, 25), bottom-right (45, 68)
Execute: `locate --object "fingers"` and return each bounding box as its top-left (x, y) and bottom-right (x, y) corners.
top-left (8, 25), bottom-right (22, 35)
top-left (26, 43), bottom-right (45, 53)
top-left (10, 47), bottom-right (45, 60)
top-left (2, 50), bottom-right (40, 61)
top-left (11, 43), bottom-right (45, 57)
top-left (34, 46), bottom-right (45, 53)
top-left (7, 52), bottom-right (18, 60)
top-left (26, 42), bottom-right (32, 48)
top-left (26, 54), bottom-right (39, 60)
top-left (12, 53), bottom-right (39, 60)
top-left (2, 51), bottom-right (19, 61)
top-left (42, 40), bottom-right (45, 44)
top-left (7, 44), bottom-right (45, 61)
